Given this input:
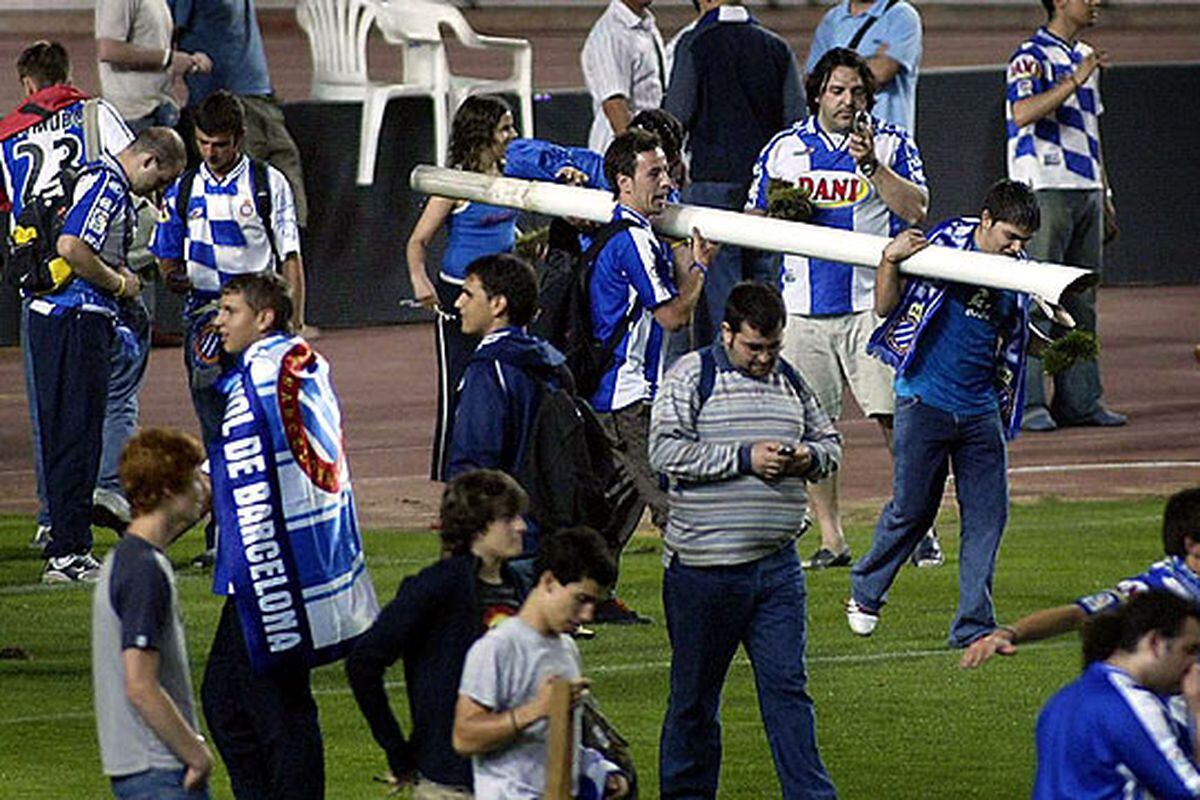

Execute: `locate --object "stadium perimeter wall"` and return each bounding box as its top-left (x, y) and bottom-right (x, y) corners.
top-left (0, 5), bottom-right (1197, 340)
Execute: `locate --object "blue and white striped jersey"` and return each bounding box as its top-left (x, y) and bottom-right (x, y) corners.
top-left (151, 154), bottom-right (300, 296)
top-left (1, 96), bottom-right (131, 222)
top-left (588, 204), bottom-right (678, 413)
top-left (1034, 662), bottom-right (1200, 800)
top-left (747, 115), bottom-right (926, 316)
top-left (1077, 557), bottom-right (1200, 616)
top-left (1006, 28), bottom-right (1105, 191)
top-left (45, 155), bottom-right (136, 315)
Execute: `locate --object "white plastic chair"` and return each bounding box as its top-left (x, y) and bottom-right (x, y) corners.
top-left (296, 0), bottom-right (533, 186)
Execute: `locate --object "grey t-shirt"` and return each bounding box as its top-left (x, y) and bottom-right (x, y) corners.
top-left (95, 0), bottom-right (176, 121)
top-left (92, 535), bottom-right (199, 777)
top-left (459, 617), bottom-right (583, 800)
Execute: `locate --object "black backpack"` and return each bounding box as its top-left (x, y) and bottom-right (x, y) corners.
top-left (514, 369), bottom-right (639, 549)
top-left (174, 158), bottom-right (280, 264)
top-left (531, 217), bottom-right (637, 399)
top-left (4, 166), bottom-right (81, 295)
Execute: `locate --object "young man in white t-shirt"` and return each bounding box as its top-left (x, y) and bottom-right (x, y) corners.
top-left (454, 527), bottom-right (630, 800)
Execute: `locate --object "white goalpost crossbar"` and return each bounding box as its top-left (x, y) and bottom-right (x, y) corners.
top-left (409, 165), bottom-right (1097, 305)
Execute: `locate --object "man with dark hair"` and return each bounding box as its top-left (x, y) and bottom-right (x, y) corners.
top-left (591, 128), bottom-right (713, 536)
top-left (3, 39), bottom-right (143, 550)
top-left (202, 270), bottom-right (378, 800)
top-left (1033, 591), bottom-right (1200, 798)
top-left (650, 281), bottom-right (841, 799)
top-left (29, 126), bottom-right (184, 583)
top-left (806, 0), bottom-right (923, 131)
top-left (92, 427), bottom-right (212, 798)
top-left (446, 254), bottom-right (570, 492)
top-left (347, 470), bottom-right (529, 798)
top-left (1008, 0), bottom-right (1123, 432)
top-left (153, 88), bottom-right (305, 566)
top-left (750, 45), bottom-right (930, 572)
top-left (963, 487), bottom-right (1200, 669)
top-left (663, 0), bottom-right (804, 347)
top-left (847, 179), bottom-right (1039, 647)
top-left (453, 526), bottom-right (630, 799)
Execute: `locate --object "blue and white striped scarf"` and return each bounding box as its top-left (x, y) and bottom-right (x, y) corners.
top-left (211, 333), bottom-right (379, 676)
top-left (867, 277), bottom-right (1031, 440)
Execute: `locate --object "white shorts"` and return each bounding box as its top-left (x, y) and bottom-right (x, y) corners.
top-left (782, 311), bottom-right (895, 420)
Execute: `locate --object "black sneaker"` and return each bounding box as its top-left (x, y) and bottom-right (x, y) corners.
top-left (910, 531), bottom-right (945, 568)
top-left (42, 552), bottom-right (102, 584)
top-left (802, 547), bottom-right (852, 569)
top-left (592, 597), bottom-right (652, 625)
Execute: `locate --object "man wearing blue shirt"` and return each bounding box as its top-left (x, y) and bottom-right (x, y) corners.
top-left (806, 0), bottom-right (923, 130)
top-left (962, 487), bottom-right (1200, 669)
top-left (1033, 591), bottom-right (1200, 800)
top-left (30, 127), bottom-right (184, 583)
top-left (847, 180), bottom-right (1037, 648)
top-left (589, 129), bottom-right (713, 536)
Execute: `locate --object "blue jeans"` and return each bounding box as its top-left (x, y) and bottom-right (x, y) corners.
top-left (681, 182), bottom-right (779, 349)
top-left (111, 767), bottom-right (209, 799)
top-left (1023, 188), bottom-right (1104, 422)
top-left (98, 312), bottom-right (151, 494)
top-left (660, 547), bottom-right (837, 800)
top-left (20, 298), bottom-right (50, 527)
top-left (126, 101), bottom-right (181, 136)
top-left (850, 395), bottom-right (1008, 647)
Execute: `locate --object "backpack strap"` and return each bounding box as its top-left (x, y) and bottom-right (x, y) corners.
top-left (697, 345), bottom-right (718, 410)
top-left (846, 0), bottom-right (901, 51)
top-left (174, 165), bottom-right (199, 227)
top-left (82, 98), bottom-right (102, 164)
top-left (695, 346), bottom-right (807, 412)
top-left (16, 101), bottom-right (53, 122)
top-left (581, 218), bottom-right (641, 375)
top-left (249, 158), bottom-right (281, 266)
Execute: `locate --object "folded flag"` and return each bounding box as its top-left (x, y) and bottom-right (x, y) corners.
top-left (211, 333), bottom-right (379, 676)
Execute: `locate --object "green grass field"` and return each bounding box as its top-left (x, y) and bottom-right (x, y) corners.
top-left (0, 496), bottom-right (1167, 798)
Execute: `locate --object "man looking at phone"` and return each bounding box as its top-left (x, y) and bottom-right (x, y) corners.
top-left (649, 281), bottom-right (842, 799)
top-left (747, 46), bottom-right (928, 572)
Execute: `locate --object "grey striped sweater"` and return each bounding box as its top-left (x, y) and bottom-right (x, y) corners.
top-left (649, 345), bottom-right (842, 567)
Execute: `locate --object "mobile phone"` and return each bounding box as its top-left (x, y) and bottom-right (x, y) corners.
top-left (853, 109), bottom-right (872, 136)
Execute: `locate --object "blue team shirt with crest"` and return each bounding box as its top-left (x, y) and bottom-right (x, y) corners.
top-left (747, 115), bottom-right (925, 315)
top-left (893, 218), bottom-right (1019, 417)
top-left (588, 204), bottom-right (679, 413)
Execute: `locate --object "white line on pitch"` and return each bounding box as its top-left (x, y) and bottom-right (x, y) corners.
top-left (0, 642), bottom-right (1075, 726)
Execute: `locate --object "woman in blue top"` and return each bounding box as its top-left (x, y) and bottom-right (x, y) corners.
top-left (406, 96), bottom-right (519, 480)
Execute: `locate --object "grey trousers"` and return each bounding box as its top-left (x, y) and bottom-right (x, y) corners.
top-left (1024, 188), bottom-right (1106, 423)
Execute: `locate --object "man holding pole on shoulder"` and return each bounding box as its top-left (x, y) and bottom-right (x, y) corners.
top-left (847, 179), bottom-right (1040, 648)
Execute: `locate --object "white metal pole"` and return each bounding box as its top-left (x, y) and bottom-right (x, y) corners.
top-left (409, 165), bottom-right (1096, 303)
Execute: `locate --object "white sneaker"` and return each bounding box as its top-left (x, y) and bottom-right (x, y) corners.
top-left (29, 525), bottom-right (52, 550)
top-left (92, 487), bottom-right (132, 532)
top-left (846, 598), bottom-right (879, 636)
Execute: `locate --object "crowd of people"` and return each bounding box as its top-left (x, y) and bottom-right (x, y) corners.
top-left (1, 0), bottom-right (1187, 798)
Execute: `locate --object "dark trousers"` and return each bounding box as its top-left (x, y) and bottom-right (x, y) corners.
top-left (28, 306), bottom-right (113, 558)
top-left (183, 307), bottom-right (234, 550)
top-left (431, 276), bottom-right (478, 480)
top-left (660, 548), bottom-right (837, 800)
top-left (201, 599), bottom-right (325, 800)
